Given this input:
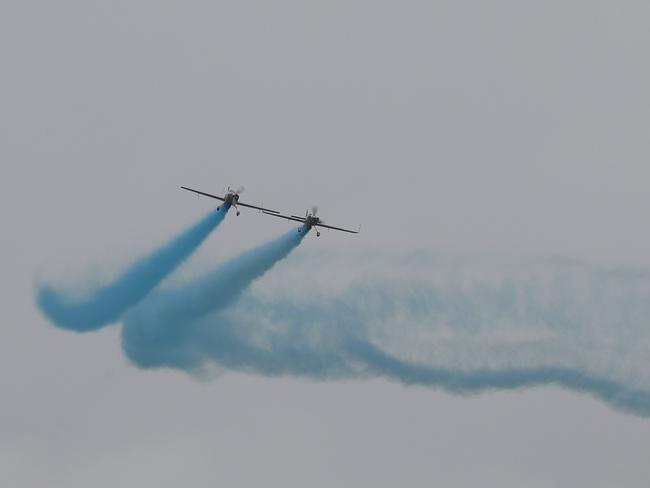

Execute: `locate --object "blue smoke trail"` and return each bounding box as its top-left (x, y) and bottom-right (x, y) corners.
top-left (347, 342), bottom-right (650, 417)
top-left (121, 254), bottom-right (650, 417)
top-left (122, 225), bottom-right (309, 368)
top-left (36, 206), bottom-right (228, 332)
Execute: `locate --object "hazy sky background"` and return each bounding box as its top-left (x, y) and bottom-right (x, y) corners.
top-left (2, 1), bottom-right (650, 486)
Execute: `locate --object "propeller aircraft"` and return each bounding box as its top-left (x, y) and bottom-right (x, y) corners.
top-left (262, 206), bottom-right (359, 237)
top-left (180, 185), bottom-right (279, 216)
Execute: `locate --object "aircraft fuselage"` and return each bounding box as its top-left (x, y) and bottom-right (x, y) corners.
top-left (298, 215), bottom-right (321, 235)
top-left (223, 192), bottom-right (240, 206)
top-left (216, 192), bottom-right (242, 215)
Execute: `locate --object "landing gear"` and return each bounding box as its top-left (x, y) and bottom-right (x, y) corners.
top-left (316, 230), bottom-right (321, 237)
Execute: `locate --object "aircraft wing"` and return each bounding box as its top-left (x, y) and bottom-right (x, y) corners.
top-left (262, 210), bottom-right (306, 223)
top-left (180, 186), bottom-right (225, 201)
top-left (315, 222), bottom-right (360, 234)
top-left (237, 201), bottom-right (280, 213)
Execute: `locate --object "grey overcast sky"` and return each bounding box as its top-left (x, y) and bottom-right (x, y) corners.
top-left (2, 1), bottom-right (650, 486)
